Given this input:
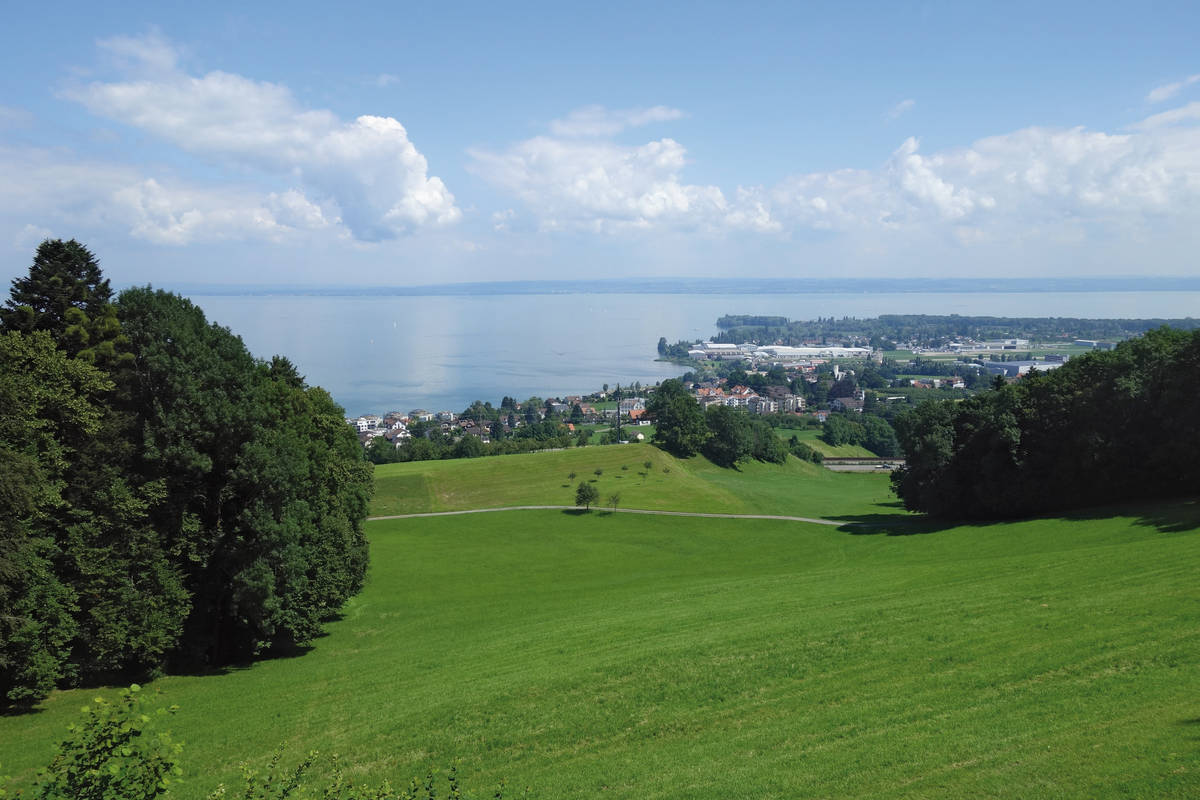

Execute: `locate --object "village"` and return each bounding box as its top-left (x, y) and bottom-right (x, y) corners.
top-left (345, 332), bottom-right (1100, 452)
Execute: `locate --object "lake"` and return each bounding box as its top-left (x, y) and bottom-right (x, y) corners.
top-left (188, 289), bottom-right (1200, 417)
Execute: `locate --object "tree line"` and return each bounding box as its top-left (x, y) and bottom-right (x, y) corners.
top-left (646, 379), bottom-right (793, 467)
top-left (712, 313), bottom-right (1200, 349)
top-left (0, 240), bottom-right (372, 707)
top-left (891, 327), bottom-right (1200, 518)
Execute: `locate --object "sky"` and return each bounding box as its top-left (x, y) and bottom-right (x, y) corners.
top-left (1, 1), bottom-right (1199, 288)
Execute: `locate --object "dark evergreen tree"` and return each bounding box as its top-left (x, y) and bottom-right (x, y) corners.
top-left (0, 240), bottom-right (125, 364)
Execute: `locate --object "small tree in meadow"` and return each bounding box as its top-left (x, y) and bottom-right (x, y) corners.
top-left (607, 492), bottom-right (621, 512)
top-left (575, 482), bottom-right (599, 510)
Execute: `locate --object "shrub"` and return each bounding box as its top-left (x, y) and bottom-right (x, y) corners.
top-left (34, 685), bottom-right (181, 800)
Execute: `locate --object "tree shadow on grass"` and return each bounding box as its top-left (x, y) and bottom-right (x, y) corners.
top-left (561, 508), bottom-right (589, 516)
top-left (837, 512), bottom-right (969, 536)
top-left (838, 498), bottom-right (1200, 536)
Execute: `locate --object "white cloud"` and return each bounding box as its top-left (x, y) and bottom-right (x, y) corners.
top-left (473, 101), bottom-right (1200, 249)
top-left (469, 131), bottom-right (774, 233)
top-left (492, 208), bottom-right (515, 232)
top-left (13, 223), bottom-right (53, 249)
top-left (0, 144), bottom-right (335, 246)
top-left (768, 117), bottom-right (1200, 239)
top-left (1147, 74), bottom-right (1200, 104)
top-left (548, 105), bottom-right (686, 137)
top-left (374, 73), bottom-right (401, 88)
top-left (886, 98), bottom-right (916, 120)
top-left (1131, 101), bottom-right (1200, 131)
top-left (68, 33), bottom-right (459, 241)
top-left (97, 30), bottom-right (180, 74)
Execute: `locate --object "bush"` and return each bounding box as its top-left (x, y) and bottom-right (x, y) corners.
top-left (34, 685), bottom-right (181, 800)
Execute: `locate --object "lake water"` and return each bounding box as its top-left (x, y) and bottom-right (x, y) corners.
top-left (189, 290), bottom-right (1200, 417)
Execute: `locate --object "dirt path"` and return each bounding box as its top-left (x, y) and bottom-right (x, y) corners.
top-left (368, 506), bottom-right (849, 526)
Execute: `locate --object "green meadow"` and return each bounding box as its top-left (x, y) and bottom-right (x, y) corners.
top-left (370, 443), bottom-right (894, 518)
top-left (2, 452), bottom-right (1199, 798)
top-left (771, 426), bottom-right (878, 458)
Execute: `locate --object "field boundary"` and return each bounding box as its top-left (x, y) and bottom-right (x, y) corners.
top-left (367, 505), bottom-right (849, 526)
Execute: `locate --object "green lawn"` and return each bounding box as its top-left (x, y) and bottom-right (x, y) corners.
top-left (773, 427), bottom-right (878, 458)
top-left (3, 503), bottom-right (1198, 798)
top-left (371, 443), bottom-right (895, 519)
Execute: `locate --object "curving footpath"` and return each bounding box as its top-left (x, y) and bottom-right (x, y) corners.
top-left (368, 506), bottom-right (850, 527)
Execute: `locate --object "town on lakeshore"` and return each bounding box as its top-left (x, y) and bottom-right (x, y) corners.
top-left (346, 315), bottom-right (1137, 456)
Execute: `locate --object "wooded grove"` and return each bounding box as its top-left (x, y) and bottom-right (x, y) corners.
top-left (0, 240), bottom-right (372, 706)
top-left (891, 326), bottom-right (1200, 519)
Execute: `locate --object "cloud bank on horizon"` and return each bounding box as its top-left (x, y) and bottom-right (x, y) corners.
top-left (1, 24), bottom-right (1199, 283)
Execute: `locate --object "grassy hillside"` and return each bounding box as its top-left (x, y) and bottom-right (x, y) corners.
top-left (2, 503), bottom-right (1198, 798)
top-left (773, 426), bottom-right (878, 458)
top-left (371, 444), bottom-right (895, 519)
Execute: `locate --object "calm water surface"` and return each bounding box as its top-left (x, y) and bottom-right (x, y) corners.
top-left (190, 291), bottom-right (1200, 416)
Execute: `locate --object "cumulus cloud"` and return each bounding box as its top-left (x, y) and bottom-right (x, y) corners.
top-left (548, 105), bottom-right (686, 137)
top-left (470, 106), bottom-right (775, 233)
top-left (469, 133), bottom-right (775, 233)
top-left (67, 33), bottom-right (459, 241)
top-left (1147, 74), bottom-right (1200, 104)
top-left (768, 119), bottom-right (1199, 238)
top-left (886, 98), bottom-right (916, 120)
top-left (473, 101), bottom-right (1200, 248)
top-left (0, 144), bottom-right (335, 246)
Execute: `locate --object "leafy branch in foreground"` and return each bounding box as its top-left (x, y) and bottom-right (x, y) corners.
top-left (33, 684), bottom-right (181, 800)
top-left (6, 687), bottom-right (527, 800)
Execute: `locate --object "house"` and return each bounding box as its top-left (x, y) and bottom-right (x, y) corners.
top-left (619, 397), bottom-right (647, 419)
top-left (831, 397), bottom-right (864, 413)
top-left (748, 397), bottom-right (778, 415)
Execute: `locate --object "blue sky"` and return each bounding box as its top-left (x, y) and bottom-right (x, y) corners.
top-left (2, 1), bottom-right (1199, 288)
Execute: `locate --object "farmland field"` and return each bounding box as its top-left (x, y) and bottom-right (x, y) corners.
top-left (2, 455), bottom-right (1198, 798)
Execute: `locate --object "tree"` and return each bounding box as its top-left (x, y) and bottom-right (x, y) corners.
top-left (607, 492), bottom-right (621, 512)
top-left (892, 327), bottom-right (1200, 518)
top-left (748, 417), bottom-right (788, 464)
top-left (821, 414), bottom-right (865, 447)
top-left (575, 481), bottom-right (599, 510)
top-left (0, 332), bottom-right (96, 703)
top-left (702, 405), bottom-right (752, 467)
top-left (116, 287), bottom-right (371, 664)
top-left (862, 414), bottom-right (901, 457)
top-left (646, 379), bottom-right (708, 457)
top-left (0, 240), bottom-right (127, 365)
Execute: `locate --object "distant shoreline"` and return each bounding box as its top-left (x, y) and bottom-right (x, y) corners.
top-left (166, 277), bottom-right (1200, 298)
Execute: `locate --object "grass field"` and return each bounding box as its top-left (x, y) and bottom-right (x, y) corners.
top-left (772, 427), bottom-right (878, 458)
top-left (3, 451), bottom-right (1198, 798)
top-left (371, 444), bottom-right (895, 519)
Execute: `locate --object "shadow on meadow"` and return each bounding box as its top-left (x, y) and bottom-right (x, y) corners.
top-left (837, 497), bottom-right (1200, 537)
